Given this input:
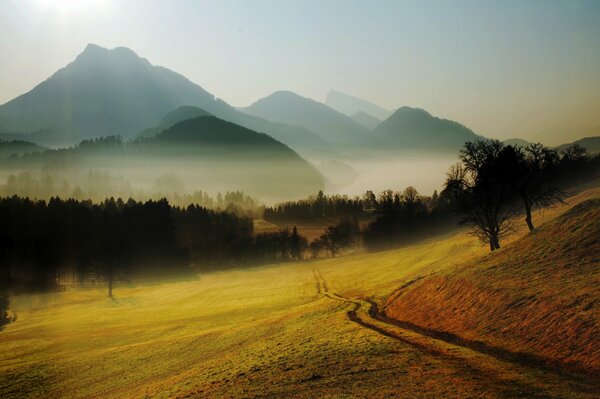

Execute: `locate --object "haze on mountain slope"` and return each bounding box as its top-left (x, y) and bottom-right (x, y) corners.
top-left (242, 90), bottom-right (368, 145)
top-left (0, 44), bottom-right (330, 158)
top-left (0, 116), bottom-right (324, 201)
top-left (372, 106), bottom-right (481, 152)
top-left (325, 89), bottom-right (394, 121)
top-left (351, 111), bottom-right (381, 129)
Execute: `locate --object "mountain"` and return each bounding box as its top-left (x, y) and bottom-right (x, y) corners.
top-left (557, 136), bottom-right (600, 155)
top-left (137, 106), bottom-right (212, 139)
top-left (325, 89), bottom-right (394, 120)
top-left (242, 90), bottom-right (368, 145)
top-left (371, 106), bottom-right (480, 152)
top-left (2, 116), bottom-right (324, 200)
top-left (0, 44), bottom-right (330, 157)
top-left (351, 111), bottom-right (381, 129)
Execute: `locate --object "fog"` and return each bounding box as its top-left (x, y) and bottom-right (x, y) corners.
top-left (320, 152), bottom-right (459, 198)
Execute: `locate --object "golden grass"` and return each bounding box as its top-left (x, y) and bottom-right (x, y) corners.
top-left (0, 188), bottom-right (598, 398)
top-left (385, 190), bottom-right (600, 375)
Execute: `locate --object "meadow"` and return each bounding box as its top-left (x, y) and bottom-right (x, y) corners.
top-left (0, 188), bottom-right (598, 398)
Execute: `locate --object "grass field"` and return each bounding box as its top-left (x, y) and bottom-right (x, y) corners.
top-left (1, 188), bottom-right (599, 398)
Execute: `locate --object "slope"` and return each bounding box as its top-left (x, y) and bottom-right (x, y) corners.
top-left (0, 189), bottom-right (597, 398)
top-left (1, 116), bottom-right (324, 201)
top-left (385, 197), bottom-right (600, 375)
top-left (325, 89), bottom-right (394, 120)
top-left (0, 44), bottom-right (330, 157)
top-left (372, 106), bottom-right (481, 152)
top-left (558, 136), bottom-right (600, 155)
top-left (242, 91), bottom-right (368, 145)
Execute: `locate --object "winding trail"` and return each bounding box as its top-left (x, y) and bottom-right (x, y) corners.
top-left (312, 268), bottom-right (600, 397)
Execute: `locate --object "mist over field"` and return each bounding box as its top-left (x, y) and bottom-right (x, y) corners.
top-left (1, 1), bottom-right (599, 398)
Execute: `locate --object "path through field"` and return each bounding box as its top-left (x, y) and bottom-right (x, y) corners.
top-left (1, 189), bottom-right (599, 398)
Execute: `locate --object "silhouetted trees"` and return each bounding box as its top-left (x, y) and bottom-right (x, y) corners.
top-left (0, 234), bottom-right (13, 329)
top-left (445, 140), bottom-right (599, 251)
top-left (0, 196), bottom-right (314, 293)
top-left (501, 144), bottom-right (564, 230)
top-left (312, 217), bottom-right (360, 257)
top-left (88, 237), bottom-right (132, 297)
top-left (264, 191), bottom-right (364, 221)
top-left (445, 140), bottom-right (519, 251)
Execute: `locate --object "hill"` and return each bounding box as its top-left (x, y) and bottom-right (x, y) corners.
top-left (0, 140), bottom-right (46, 158)
top-left (558, 136), bottom-right (600, 155)
top-left (371, 106), bottom-right (481, 152)
top-left (325, 89), bottom-right (393, 120)
top-left (136, 106), bottom-right (212, 139)
top-left (384, 197), bottom-right (600, 375)
top-left (0, 44), bottom-right (330, 157)
top-left (1, 116), bottom-right (324, 201)
top-left (242, 91), bottom-right (368, 145)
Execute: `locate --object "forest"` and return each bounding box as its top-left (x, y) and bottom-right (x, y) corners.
top-left (0, 142), bottom-right (598, 305)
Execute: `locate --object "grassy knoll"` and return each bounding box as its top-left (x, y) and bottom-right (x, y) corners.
top-left (0, 188), bottom-right (598, 398)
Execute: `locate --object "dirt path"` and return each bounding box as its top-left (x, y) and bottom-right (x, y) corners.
top-left (312, 269), bottom-right (600, 398)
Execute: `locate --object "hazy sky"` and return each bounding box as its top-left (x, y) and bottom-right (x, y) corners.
top-left (1, 0), bottom-right (599, 144)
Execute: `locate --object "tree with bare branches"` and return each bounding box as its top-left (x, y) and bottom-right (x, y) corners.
top-left (501, 143), bottom-right (564, 230)
top-left (445, 140), bottom-right (519, 251)
top-left (88, 237), bottom-right (132, 297)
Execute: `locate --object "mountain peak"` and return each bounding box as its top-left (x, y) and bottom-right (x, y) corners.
top-left (75, 44), bottom-right (146, 65)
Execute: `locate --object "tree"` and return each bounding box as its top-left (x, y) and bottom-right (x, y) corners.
top-left (89, 237), bottom-right (132, 297)
top-left (501, 144), bottom-right (564, 230)
top-left (309, 239), bottom-right (324, 259)
top-left (318, 218), bottom-right (359, 257)
top-left (290, 226), bottom-right (308, 260)
top-left (446, 140), bottom-right (519, 251)
top-left (0, 234), bottom-right (13, 329)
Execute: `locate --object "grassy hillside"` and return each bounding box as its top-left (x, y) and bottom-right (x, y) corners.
top-left (385, 197), bottom-right (600, 375)
top-left (0, 189), bottom-right (598, 398)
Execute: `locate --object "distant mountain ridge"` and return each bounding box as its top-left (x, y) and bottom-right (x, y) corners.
top-left (325, 89), bottom-right (394, 120)
top-left (371, 106), bottom-right (481, 152)
top-left (241, 90), bottom-right (368, 145)
top-left (557, 136), bottom-right (600, 154)
top-left (0, 44), bottom-right (330, 157)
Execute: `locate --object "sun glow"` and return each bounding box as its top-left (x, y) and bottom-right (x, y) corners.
top-left (36, 0), bottom-right (109, 14)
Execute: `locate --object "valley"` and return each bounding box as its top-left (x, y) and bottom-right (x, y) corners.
top-left (0, 188), bottom-right (598, 398)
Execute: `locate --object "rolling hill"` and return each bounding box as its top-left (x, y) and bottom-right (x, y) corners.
top-left (1, 116), bottom-right (324, 200)
top-left (242, 90), bottom-right (368, 145)
top-left (558, 136), bottom-right (600, 155)
top-left (136, 106), bottom-right (213, 139)
top-left (0, 140), bottom-right (46, 158)
top-left (0, 44), bottom-right (330, 157)
top-left (371, 106), bottom-right (481, 152)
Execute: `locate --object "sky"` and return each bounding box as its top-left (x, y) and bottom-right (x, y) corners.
top-left (0, 0), bottom-right (599, 144)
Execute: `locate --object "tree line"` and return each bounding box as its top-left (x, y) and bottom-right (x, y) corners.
top-left (0, 197), bottom-right (309, 298)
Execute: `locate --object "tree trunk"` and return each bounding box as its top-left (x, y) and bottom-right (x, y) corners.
top-left (107, 277), bottom-right (113, 297)
top-left (524, 202), bottom-right (535, 231)
top-left (489, 233), bottom-right (501, 251)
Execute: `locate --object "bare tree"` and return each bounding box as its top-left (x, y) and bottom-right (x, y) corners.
top-left (88, 237), bottom-right (131, 297)
top-left (502, 144), bottom-right (564, 230)
top-left (446, 140), bottom-right (519, 251)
